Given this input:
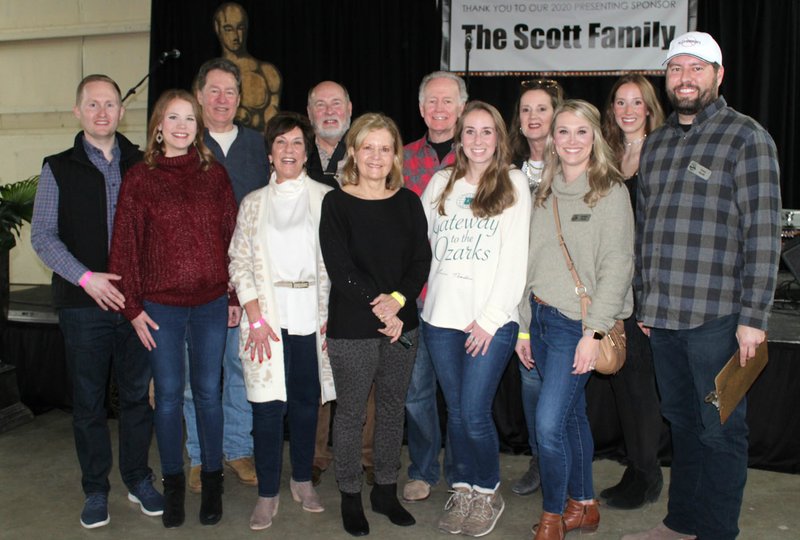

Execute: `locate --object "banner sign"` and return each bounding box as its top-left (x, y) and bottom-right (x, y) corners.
top-left (448, 0), bottom-right (690, 73)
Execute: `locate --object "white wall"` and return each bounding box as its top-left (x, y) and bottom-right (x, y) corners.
top-left (0, 0), bottom-right (151, 284)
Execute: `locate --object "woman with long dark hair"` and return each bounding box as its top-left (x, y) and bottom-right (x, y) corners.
top-left (598, 74), bottom-right (666, 509)
top-left (508, 78), bottom-right (565, 497)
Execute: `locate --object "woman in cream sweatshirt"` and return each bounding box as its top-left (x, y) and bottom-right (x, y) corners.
top-left (421, 100), bottom-right (531, 537)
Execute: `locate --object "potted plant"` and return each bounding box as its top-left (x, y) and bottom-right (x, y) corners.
top-left (0, 175), bottom-right (38, 250)
top-left (0, 175), bottom-right (37, 432)
top-left (0, 175), bottom-right (38, 318)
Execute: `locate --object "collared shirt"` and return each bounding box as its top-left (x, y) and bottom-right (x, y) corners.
top-left (307, 138), bottom-right (345, 190)
top-left (403, 134), bottom-right (456, 197)
top-left (30, 136), bottom-right (122, 284)
top-left (317, 141), bottom-right (333, 170)
top-left (203, 123), bottom-right (269, 205)
top-left (635, 96), bottom-right (781, 331)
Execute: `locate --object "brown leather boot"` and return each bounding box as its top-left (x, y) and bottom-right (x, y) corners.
top-left (563, 498), bottom-right (600, 532)
top-left (533, 511), bottom-right (565, 540)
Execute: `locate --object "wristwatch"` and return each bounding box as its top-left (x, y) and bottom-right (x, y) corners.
top-left (584, 328), bottom-right (605, 340)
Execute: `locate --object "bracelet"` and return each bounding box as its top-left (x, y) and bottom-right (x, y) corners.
top-left (78, 271), bottom-right (93, 288)
top-left (250, 317), bottom-right (266, 330)
top-left (390, 291), bottom-right (406, 307)
top-left (518, 332), bottom-right (530, 340)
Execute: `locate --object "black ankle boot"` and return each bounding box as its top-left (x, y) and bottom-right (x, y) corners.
top-left (370, 483), bottom-right (415, 526)
top-left (162, 473), bottom-right (185, 528)
top-left (199, 469), bottom-right (224, 525)
top-left (599, 464), bottom-right (635, 500)
top-left (607, 467), bottom-right (663, 510)
top-left (340, 490), bottom-right (369, 536)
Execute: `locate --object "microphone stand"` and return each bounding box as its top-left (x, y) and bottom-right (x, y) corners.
top-left (464, 34), bottom-right (472, 91)
top-left (122, 54), bottom-right (172, 104)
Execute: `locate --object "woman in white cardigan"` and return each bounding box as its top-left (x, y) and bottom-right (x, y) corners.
top-left (228, 112), bottom-right (335, 531)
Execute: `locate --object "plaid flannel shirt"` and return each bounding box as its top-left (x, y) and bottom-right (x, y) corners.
top-left (403, 135), bottom-right (455, 196)
top-left (635, 97), bottom-right (781, 331)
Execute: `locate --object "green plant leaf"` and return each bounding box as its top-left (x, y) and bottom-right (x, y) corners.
top-left (0, 175), bottom-right (39, 251)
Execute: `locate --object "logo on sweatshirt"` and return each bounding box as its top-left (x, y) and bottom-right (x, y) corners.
top-left (457, 193), bottom-right (475, 209)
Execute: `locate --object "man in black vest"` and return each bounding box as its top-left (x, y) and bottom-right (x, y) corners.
top-left (31, 74), bottom-right (162, 529)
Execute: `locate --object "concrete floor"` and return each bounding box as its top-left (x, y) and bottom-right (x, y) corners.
top-left (1, 410), bottom-right (797, 540)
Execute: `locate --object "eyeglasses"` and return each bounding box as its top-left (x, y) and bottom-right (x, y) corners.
top-left (521, 79), bottom-right (560, 90)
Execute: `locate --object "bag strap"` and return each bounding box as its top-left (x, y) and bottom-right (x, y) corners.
top-left (552, 197), bottom-right (592, 320)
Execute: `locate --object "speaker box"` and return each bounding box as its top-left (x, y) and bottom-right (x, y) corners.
top-left (781, 237), bottom-right (800, 283)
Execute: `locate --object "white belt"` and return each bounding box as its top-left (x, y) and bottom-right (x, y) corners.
top-left (274, 280), bottom-right (314, 289)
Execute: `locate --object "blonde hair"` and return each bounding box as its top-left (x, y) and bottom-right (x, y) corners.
top-left (75, 74), bottom-right (121, 106)
top-left (602, 74), bottom-right (665, 163)
top-left (144, 90), bottom-right (215, 170)
top-left (340, 113), bottom-right (404, 190)
top-left (436, 101), bottom-right (515, 218)
top-left (536, 100), bottom-right (623, 208)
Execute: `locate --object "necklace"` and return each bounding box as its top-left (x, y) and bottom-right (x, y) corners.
top-left (522, 160), bottom-right (544, 192)
top-left (624, 134), bottom-right (647, 147)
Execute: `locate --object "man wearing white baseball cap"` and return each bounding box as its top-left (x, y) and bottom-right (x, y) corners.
top-left (626, 31), bottom-right (781, 540)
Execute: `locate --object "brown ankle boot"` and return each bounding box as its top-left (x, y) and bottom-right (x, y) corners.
top-left (533, 511), bottom-right (565, 540)
top-left (563, 498), bottom-right (599, 532)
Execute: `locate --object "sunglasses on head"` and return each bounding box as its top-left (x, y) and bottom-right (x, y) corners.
top-left (521, 79), bottom-right (559, 90)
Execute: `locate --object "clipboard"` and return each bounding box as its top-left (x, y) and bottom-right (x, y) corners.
top-left (704, 340), bottom-right (768, 424)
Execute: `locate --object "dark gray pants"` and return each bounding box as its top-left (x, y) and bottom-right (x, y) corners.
top-left (327, 331), bottom-right (418, 493)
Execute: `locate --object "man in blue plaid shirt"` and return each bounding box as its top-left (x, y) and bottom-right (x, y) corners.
top-left (626, 33), bottom-right (781, 540)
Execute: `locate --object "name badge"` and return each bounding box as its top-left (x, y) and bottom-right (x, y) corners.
top-left (687, 160), bottom-right (712, 180)
top-left (571, 214), bottom-right (591, 222)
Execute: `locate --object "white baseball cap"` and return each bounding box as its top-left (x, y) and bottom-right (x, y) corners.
top-left (664, 31), bottom-right (723, 66)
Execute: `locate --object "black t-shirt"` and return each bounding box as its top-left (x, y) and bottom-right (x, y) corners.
top-left (429, 137), bottom-right (454, 163)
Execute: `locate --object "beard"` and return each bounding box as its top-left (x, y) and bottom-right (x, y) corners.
top-left (315, 117), bottom-right (351, 140)
top-left (668, 84), bottom-right (718, 117)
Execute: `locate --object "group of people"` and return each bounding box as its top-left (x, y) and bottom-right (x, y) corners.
top-left (31, 30), bottom-right (780, 540)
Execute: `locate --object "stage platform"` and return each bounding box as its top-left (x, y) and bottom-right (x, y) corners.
top-left (4, 282), bottom-right (800, 473)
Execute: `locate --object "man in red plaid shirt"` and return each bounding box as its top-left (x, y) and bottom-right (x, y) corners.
top-left (402, 71), bottom-right (467, 502)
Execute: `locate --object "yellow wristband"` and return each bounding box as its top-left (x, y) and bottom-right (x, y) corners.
top-left (390, 291), bottom-right (406, 307)
top-left (518, 332), bottom-right (530, 339)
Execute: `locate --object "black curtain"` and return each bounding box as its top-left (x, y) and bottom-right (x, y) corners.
top-left (148, 0), bottom-right (798, 206)
top-left (148, 0), bottom-right (442, 144)
top-left (697, 0), bottom-right (799, 211)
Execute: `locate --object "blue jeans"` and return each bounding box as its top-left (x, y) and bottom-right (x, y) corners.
top-left (424, 320), bottom-right (517, 490)
top-left (252, 331), bottom-right (320, 497)
top-left (528, 301), bottom-right (594, 514)
top-left (649, 313), bottom-right (745, 540)
top-left (145, 295), bottom-right (227, 475)
top-left (405, 317), bottom-right (454, 486)
top-left (518, 360), bottom-right (542, 456)
top-left (183, 326), bottom-right (253, 465)
top-left (59, 307), bottom-right (153, 495)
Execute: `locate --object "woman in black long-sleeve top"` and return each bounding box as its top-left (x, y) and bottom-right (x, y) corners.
top-left (319, 112), bottom-right (432, 537)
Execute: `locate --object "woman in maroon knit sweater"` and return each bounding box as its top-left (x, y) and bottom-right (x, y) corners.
top-left (109, 89), bottom-right (238, 529)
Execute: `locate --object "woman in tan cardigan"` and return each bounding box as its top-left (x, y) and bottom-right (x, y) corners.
top-left (228, 112), bottom-right (335, 531)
